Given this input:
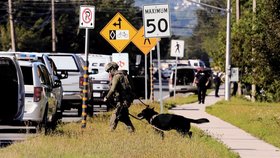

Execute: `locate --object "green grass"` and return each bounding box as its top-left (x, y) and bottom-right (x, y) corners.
top-left (0, 103), bottom-right (239, 158)
top-left (206, 97), bottom-right (280, 148)
top-left (164, 94), bottom-right (198, 109)
top-left (164, 89), bottom-right (213, 109)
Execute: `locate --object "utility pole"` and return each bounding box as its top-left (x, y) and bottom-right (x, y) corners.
top-left (185, 0), bottom-right (231, 100)
top-left (51, 0), bottom-right (56, 52)
top-left (224, 0), bottom-right (231, 101)
top-left (251, 0), bottom-right (256, 102)
top-left (236, 0), bottom-right (242, 96)
top-left (8, 0), bottom-right (16, 51)
top-left (236, 0), bottom-right (240, 21)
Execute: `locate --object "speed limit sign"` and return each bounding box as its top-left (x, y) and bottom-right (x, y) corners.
top-left (143, 4), bottom-right (171, 38)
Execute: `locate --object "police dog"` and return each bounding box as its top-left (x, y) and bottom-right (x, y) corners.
top-left (137, 107), bottom-right (209, 138)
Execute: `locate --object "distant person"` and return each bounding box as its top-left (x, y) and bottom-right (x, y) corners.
top-left (213, 70), bottom-right (222, 97)
top-left (104, 62), bottom-right (135, 133)
top-left (193, 68), bottom-right (210, 104)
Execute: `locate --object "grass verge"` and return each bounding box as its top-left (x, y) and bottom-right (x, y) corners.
top-left (206, 97), bottom-right (280, 148)
top-left (0, 103), bottom-right (239, 158)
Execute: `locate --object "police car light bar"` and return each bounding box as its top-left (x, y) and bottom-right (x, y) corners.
top-left (17, 53), bottom-right (38, 60)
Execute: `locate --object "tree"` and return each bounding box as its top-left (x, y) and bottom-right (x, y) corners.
top-left (186, 0), bottom-right (226, 68)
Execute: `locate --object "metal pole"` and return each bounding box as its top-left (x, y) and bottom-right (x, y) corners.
top-left (185, 0), bottom-right (231, 101)
top-left (8, 0), bottom-right (16, 51)
top-left (149, 50), bottom-right (154, 101)
top-left (81, 28), bottom-right (89, 128)
top-left (51, 0), bottom-right (56, 52)
top-left (145, 54), bottom-right (147, 100)
top-left (173, 56), bottom-right (178, 98)
top-left (156, 40), bottom-right (163, 113)
top-left (225, 0), bottom-right (231, 101)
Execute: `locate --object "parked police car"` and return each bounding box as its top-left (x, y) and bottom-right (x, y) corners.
top-left (17, 52), bottom-right (66, 118)
top-left (0, 53), bottom-right (25, 124)
top-left (17, 55), bottom-right (61, 132)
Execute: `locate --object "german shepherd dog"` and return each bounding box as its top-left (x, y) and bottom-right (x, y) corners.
top-left (137, 107), bottom-right (209, 138)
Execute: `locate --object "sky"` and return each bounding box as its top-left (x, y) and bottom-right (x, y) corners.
top-left (134, 0), bottom-right (202, 37)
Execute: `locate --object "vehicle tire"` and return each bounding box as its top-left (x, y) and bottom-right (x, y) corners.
top-left (106, 103), bottom-right (113, 111)
top-left (77, 106), bottom-right (82, 117)
top-left (42, 104), bottom-right (49, 135)
top-left (169, 91), bottom-right (174, 97)
top-left (36, 104), bottom-right (48, 134)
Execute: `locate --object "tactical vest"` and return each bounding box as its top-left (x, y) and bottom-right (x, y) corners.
top-left (115, 71), bottom-right (134, 103)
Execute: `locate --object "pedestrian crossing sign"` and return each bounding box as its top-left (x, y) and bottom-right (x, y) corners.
top-left (131, 26), bottom-right (158, 55)
top-left (170, 40), bottom-right (184, 57)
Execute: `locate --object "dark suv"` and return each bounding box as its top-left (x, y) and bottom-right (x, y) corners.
top-left (168, 66), bottom-right (197, 97)
top-left (169, 66), bottom-right (213, 97)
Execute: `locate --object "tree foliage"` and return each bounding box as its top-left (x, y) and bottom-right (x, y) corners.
top-left (186, 0), bottom-right (226, 68)
top-left (189, 0), bottom-right (280, 102)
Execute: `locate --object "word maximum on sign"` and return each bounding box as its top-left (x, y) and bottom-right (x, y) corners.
top-left (144, 7), bottom-right (168, 14)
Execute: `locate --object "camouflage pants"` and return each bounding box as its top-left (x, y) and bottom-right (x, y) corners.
top-left (110, 102), bottom-right (135, 132)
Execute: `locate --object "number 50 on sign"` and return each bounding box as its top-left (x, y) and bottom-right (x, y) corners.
top-left (143, 4), bottom-right (171, 38)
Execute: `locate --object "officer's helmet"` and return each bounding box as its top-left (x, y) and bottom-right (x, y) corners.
top-left (105, 62), bottom-right (119, 72)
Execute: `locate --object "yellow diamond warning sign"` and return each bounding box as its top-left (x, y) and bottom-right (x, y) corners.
top-left (100, 12), bottom-right (137, 53)
top-left (132, 26), bottom-right (158, 55)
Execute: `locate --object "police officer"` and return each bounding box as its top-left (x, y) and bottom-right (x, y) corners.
top-left (104, 62), bottom-right (135, 132)
top-left (193, 68), bottom-right (210, 104)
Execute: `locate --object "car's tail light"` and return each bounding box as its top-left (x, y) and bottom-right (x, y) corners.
top-left (34, 87), bottom-right (42, 102)
top-left (79, 76), bottom-right (84, 89)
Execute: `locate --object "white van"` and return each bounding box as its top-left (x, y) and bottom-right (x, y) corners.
top-left (188, 59), bottom-right (206, 68)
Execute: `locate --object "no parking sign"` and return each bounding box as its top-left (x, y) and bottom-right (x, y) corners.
top-left (79, 6), bottom-right (95, 29)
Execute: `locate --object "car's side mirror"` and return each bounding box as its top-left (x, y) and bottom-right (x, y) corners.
top-left (58, 70), bottom-right (68, 79)
top-left (53, 80), bottom-right (62, 88)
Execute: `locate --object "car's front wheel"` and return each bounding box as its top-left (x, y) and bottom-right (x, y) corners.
top-left (169, 91), bottom-right (174, 97)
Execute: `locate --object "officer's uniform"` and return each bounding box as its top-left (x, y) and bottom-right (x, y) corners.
top-left (104, 62), bottom-right (135, 132)
top-left (194, 69), bottom-right (210, 104)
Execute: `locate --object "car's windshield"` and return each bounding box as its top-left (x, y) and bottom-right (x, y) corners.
top-left (20, 66), bottom-right (33, 85)
top-left (174, 68), bottom-right (195, 85)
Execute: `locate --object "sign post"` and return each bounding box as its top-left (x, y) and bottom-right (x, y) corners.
top-left (79, 6), bottom-right (95, 128)
top-left (132, 26), bottom-right (158, 101)
top-left (143, 4), bottom-right (171, 113)
top-left (170, 40), bottom-right (184, 98)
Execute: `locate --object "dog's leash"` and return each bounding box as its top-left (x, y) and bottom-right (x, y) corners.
top-left (128, 98), bottom-right (150, 120)
top-left (122, 98), bottom-right (166, 133)
top-left (137, 98), bottom-right (149, 107)
top-left (128, 113), bottom-right (141, 120)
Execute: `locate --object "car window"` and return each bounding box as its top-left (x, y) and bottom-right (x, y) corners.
top-left (77, 55), bottom-right (85, 68)
top-left (0, 57), bottom-right (17, 82)
top-left (49, 55), bottom-right (79, 72)
top-left (48, 58), bottom-right (58, 76)
top-left (39, 65), bottom-right (51, 86)
top-left (20, 66), bottom-right (33, 85)
top-left (176, 69), bottom-right (195, 85)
